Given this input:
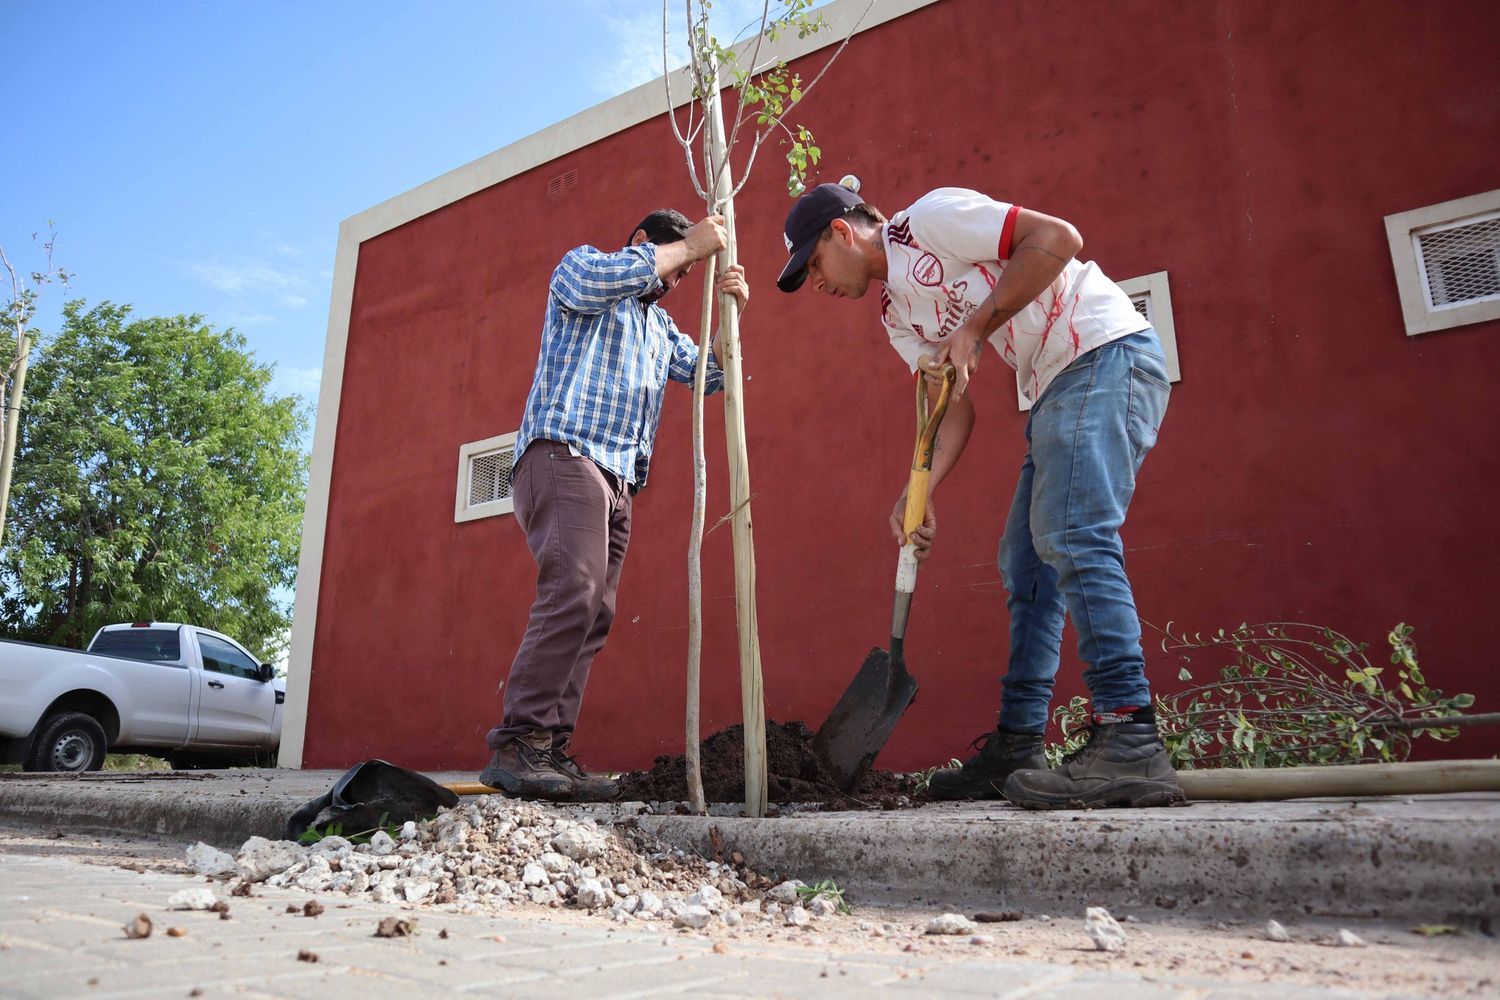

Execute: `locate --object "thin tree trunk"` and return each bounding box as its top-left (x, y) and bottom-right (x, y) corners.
top-left (704, 63), bottom-right (768, 818)
top-left (685, 255), bottom-right (718, 816)
top-left (0, 326), bottom-right (33, 546)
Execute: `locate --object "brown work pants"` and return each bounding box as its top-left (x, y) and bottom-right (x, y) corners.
top-left (487, 440), bottom-right (633, 750)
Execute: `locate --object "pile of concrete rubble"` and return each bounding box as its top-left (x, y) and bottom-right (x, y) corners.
top-left (188, 796), bottom-right (843, 931)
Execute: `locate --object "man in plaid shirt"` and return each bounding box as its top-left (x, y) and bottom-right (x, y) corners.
top-left (481, 209), bottom-right (748, 802)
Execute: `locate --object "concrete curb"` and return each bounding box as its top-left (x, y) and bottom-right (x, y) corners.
top-left (2, 772), bottom-right (1496, 923)
top-left (636, 799), bottom-right (1500, 922)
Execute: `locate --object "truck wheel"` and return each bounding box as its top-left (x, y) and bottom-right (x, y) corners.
top-left (24, 712), bottom-right (108, 773)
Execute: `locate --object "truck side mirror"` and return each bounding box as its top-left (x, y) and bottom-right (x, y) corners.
top-left (259, 663), bottom-right (276, 683)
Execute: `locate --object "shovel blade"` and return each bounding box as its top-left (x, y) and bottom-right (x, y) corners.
top-left (811, 647), bottom-right (919, 792)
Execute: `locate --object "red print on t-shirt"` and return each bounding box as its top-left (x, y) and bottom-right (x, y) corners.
top-left (912, 252), bottom-right (943, 287)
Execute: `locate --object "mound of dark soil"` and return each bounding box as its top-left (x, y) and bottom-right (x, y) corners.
top-left (616, 720), bottom-right (920, 809)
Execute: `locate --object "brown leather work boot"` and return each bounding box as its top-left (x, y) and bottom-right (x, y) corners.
top-left (1002, 721), bottom-right (1185, 810)
top-left (926, 727), bottom-right (1047, 800)
top-left (548, 739), bottom-right (619, 802)
top-left (479, 734), bottom-right (573, 800)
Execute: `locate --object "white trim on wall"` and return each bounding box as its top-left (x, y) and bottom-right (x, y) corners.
top-left (1386, 188), bottom-right (1500, 336)
top-left (455, 432), bottom-right (520, 522)
top-left (279, 0), bottom-right (942, 766)
top-left (1117, 269), bottom-right (1182, 381)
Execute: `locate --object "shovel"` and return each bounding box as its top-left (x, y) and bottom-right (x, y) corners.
top-left (812, 363), bottom-right (957, 792)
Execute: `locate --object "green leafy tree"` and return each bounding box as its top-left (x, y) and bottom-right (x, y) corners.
top-left (1, 301), bottom-right (308, 659)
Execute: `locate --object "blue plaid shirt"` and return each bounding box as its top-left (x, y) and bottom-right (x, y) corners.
top-left (515, 242), bottom-right (724, 488)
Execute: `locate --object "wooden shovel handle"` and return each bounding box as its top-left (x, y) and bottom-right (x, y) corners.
top-left (902, 364), bottom-right (957, 536)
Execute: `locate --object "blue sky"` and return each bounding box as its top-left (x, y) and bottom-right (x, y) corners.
top-left (1, 0), bottom-right (791, 412)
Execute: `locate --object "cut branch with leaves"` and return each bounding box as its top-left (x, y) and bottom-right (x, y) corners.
top-left (664, 0), bottom-right (871, 204)
top-left (1047, 621), bottom-right (1483, 769)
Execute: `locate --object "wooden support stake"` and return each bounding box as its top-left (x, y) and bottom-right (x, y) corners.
top-left (684, 255), bottom-right (717, 816)
top-left (704, 67), bottom-right (768, 819)
top-left (1177, 758), bottom-right (1500, 801)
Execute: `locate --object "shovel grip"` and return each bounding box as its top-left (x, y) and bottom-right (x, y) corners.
top-left (900, 364), bottom-right (955, 539)
top-left (901, 469), bottom-right (932, 537)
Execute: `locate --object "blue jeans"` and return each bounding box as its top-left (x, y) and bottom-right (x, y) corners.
top-left (997, 329), bottom-right (1170, 733)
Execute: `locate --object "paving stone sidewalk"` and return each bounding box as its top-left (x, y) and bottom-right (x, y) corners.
top-left (0, 852), bottom-right (1369, 1000)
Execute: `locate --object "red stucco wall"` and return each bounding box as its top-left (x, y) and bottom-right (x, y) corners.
top-left (303, 0), bottom-right (1500, 772)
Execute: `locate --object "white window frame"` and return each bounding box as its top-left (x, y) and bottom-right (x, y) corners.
top-left (1017, 269), bottom-right (1182, 411)
top-left (454, 432), bottom-right (518, 522)
top-left (1386, 188), bottom-right (1500, 336)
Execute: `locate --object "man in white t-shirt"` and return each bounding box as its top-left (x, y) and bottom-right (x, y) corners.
top-left (777, 182), bottom-right (1183, 809)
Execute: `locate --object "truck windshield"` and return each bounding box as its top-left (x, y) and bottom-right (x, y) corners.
top-left (90, 629), bottom-right (182, 662)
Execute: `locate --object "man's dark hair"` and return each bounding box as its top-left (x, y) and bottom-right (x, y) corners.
top-left (819, 203), bottom-right (887, 241)
top-left (630, 209), bottom-right (693, 246)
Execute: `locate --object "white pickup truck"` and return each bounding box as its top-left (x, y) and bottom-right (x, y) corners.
top-left (0, 622), bottom-right (284, 772)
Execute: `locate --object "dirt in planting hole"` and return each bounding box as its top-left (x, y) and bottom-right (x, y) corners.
top-left (616, 720), bottom-right (922, 810)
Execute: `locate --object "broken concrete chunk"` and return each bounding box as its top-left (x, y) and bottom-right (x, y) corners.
top-left (185, 842), bottom-right (236, 876)
top-left (398, 821), bottom-right (418, 841)
top-left (1266, 919), bottom-right (1291, 942)
top-left (807, 895), bottom-right (839, 917)
top-left (1085, 907), bottom-right (1127, 952)
top-left (686, 884), bottom-right (725, 912)
top-left (575, 878), bottom-right (609, 910)
top-left (673, 905), bottom-right (713, 929)
top-left (123, 913), bottom-right (153, 939)
top-left (166, 888), bottom-right (218, 911)
top-left (552, 826), bottom-right (605, 861)
top-left (1336, 929), bottom-right (1367, 948)
top-left (784, 905), bottom-right (811, 928)
top-left (970, 934), bottom-right (995, 945)
top-left (925, 913), bottom-right (978, 935)
top-left (401, 879), bottom-right (435, 904)
top-left (521, 862), bottom-right (547, 887)
top-left (767, 880), bottom-right (804, 904)
top-left (235, 837), bottom-right (305, 883)
top-left (540, 851), bottom-right (571, 874)
top-left (724, 909), bottom-right (742, 927)
top-left (367, 831), bottom-right (396, 856)
top-left (308, 835), bottom-right (353, 859)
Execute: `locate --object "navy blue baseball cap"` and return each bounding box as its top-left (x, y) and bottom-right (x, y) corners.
top-left (776, 182), bottom-right (866, 293)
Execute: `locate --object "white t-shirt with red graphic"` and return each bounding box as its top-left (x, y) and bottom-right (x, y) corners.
top-left (879, 188), bottom-right (1149, 404)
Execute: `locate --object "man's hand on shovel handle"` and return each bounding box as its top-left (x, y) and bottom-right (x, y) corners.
top-left (890, 491), bottom-right (937, 561)
top-left (928, 323), bottom-right (983, 398)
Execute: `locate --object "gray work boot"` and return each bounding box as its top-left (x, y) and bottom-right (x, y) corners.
top-left (548, 740), bottom-right (619, 802)
top-left (1002, 721), bottom-right (1185, 809)
top-left (479, 734), bottom-right (573, 800)
top-left (927, 728), bottom-right (1048, 800)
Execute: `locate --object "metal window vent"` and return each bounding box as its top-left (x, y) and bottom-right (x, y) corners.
top-left (1415, 212), bottom-right (1500, 310)
top-left (547, 169), bottom-right (578, 198)
top-left (455, 432), bottom-right (518, 522)
top-left (1130, 294), bottom-right (1152, 322)
top-left (468, 448), bottom-right (514, 506)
